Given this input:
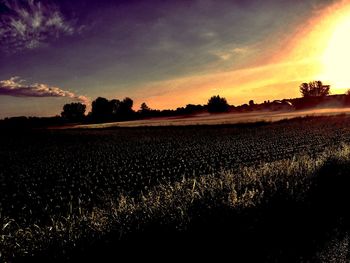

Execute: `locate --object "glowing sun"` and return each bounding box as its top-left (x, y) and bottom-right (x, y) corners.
top-left (321, 9), bottom-right (350, 90)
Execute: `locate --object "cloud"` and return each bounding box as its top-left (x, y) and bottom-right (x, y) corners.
top-left (0, 77), bottom-right (89, 104)
top-left (213, 46), bottom-right (251, 61)
top-left (0, 0), bottom-right (74, 53)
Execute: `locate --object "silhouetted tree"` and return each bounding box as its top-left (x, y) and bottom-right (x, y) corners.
top-left (123, 97), bottom-right (133, 108)
top-left (207, 95), bottom-right (229, 113)
top-left (345, 89), bottom-right (350, 105)
top-left (249, 100), bottom-right (255, 106)
top-left (184, 104), bottom-right (204, 114)
top-left (140, 102), bottom-right (150, 113)
top-left (90, 97), bottom-right (135, 122)
top-left (61, 102), bottom-right (86, 121)
top-left (300, 81), bottom-right (330, 97)
top-left (91, 97), bottom-right (112, 121)
top-left (118, 97), bottom-right (134, 116)
top-left (110, 99), bottom-right (121, 115)
top-left (138, 102), bottom-right (151, 118)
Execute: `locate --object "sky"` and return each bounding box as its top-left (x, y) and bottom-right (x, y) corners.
top-left (1, 0), bottom-right (350, 118)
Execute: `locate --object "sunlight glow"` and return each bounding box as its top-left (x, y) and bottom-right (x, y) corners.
top-left (322, 14), bottom-right (350, 91)
top-left (126, 1), bottom-right (350, 109)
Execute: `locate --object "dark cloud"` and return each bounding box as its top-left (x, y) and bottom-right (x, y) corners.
top-left (0, 0), bottom-right (75, 53)
top-left (0, 77), bottom-right (89, 104)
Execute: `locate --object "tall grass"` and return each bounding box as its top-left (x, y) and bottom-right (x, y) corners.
top-left (2, 144), bottom-right (350, 261)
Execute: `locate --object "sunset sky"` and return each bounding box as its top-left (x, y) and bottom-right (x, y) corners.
top-left (1, 0), bottom-right (350, 118)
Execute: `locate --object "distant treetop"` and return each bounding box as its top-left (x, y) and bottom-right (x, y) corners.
top-left (207, 95), bottom-right (229, 113)
top-left (299, 81), bottom-right (330, 98)
top-left (61, 102), bottom-right (86, 122)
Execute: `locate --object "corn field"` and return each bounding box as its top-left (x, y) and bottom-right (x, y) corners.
top-left (1, 115), bottom-right (350, 262)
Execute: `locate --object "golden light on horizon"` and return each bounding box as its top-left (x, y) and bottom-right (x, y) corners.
top-left (130, 1), bottom-right (350, 110)
top-left (321, 7), bottom-right (350, 92)
top-left (264, 1), bottom-right (350, 95)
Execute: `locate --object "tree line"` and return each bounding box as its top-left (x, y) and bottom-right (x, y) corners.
top-left (61, 95), bottom-right (230, 122)
top-left (1, 80), bottom-right (342, 128)
top-left (61, 80), bottom-right (334, 122)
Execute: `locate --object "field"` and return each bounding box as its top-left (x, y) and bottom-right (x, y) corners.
top-left (70, 107), bottom-right (350, 128)
top-left (1, 115), bottom-right (350, 262)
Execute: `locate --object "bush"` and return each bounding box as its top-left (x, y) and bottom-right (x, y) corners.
top-left (207, 95), bottom-right (229, 113)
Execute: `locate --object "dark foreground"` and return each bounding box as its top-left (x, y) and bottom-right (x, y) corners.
top-left (1, 116), bottom-right (350, 262)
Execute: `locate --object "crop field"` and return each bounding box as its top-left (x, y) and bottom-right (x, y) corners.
top-left (71, 107), bottom-right (350, 128)
top-left (1, 115), bottom-right (350, 262)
